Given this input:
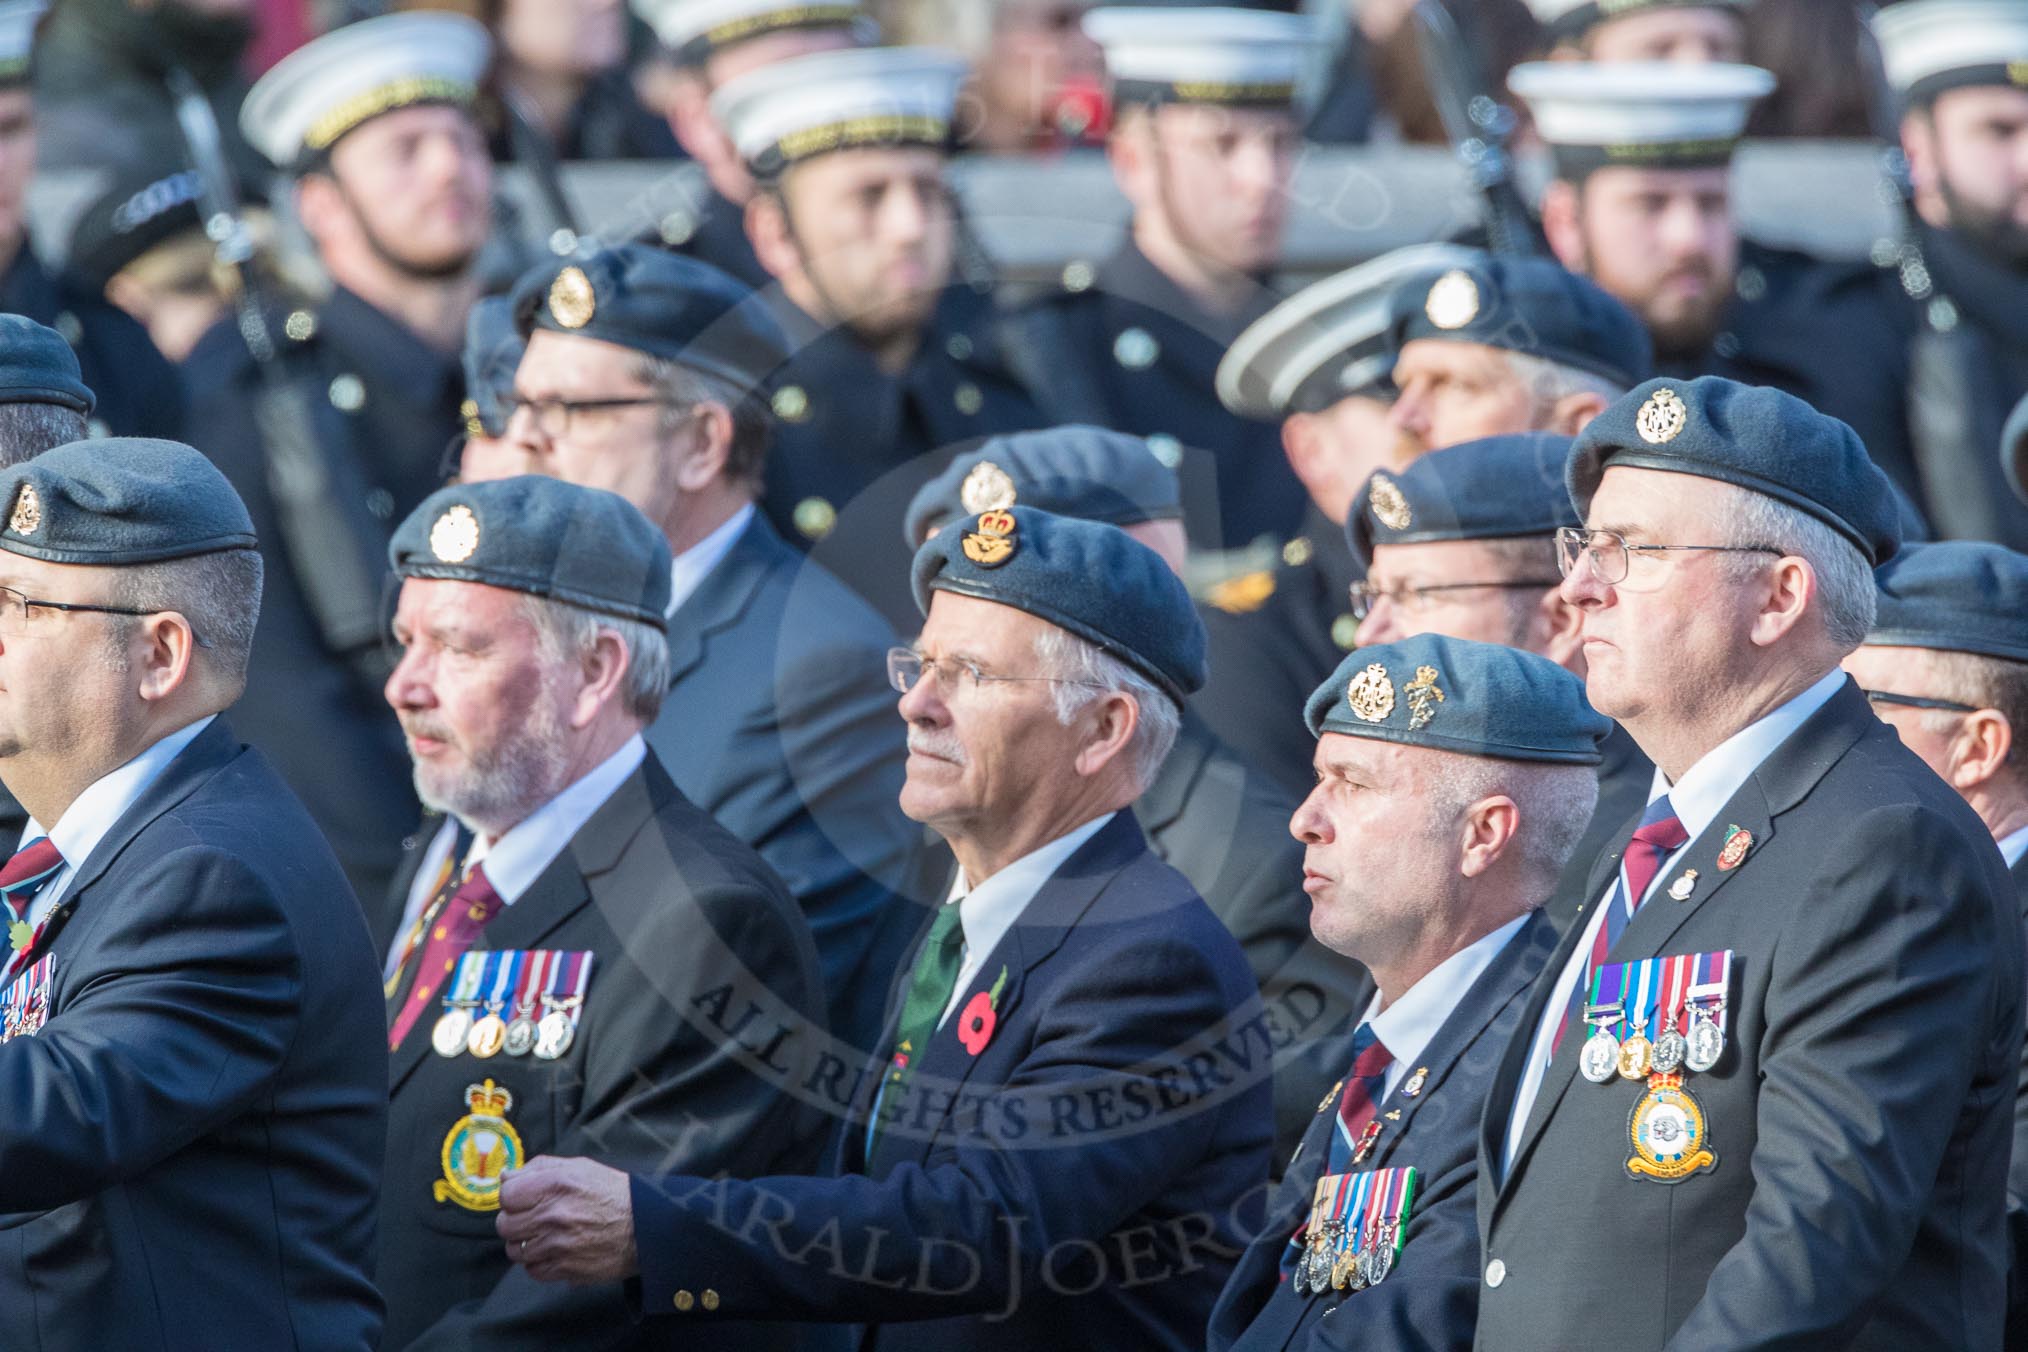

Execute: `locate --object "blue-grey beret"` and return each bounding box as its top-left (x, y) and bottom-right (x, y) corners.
top-left (1385, 254), bottom-right (1652, 391)
top-left (1348, 433), bottom-right (1577, 567)
top-left (1567, 375), bottom-right (1902, 566)
top-left (461, 297), bottom-right (524, 439)
top-left (0, 437), bottom-right (255, 564)
top-left (903, 426), bottom-right (1181, 546)
top-left (0, 314), bottom-right (94, 414)
top-left (511, 244), bottom-right (789, 392)
top-left (390, 475), bottom-right (673, 630)
top-left (910, 505), bottom-right (1206, 705)
top-left (1869, 540), bottom-right (2028, 664)
top-left (1304, 633), bottom-right (1610, 764)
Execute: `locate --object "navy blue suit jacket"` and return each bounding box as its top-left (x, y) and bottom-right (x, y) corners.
top-left (0, 718), bottom-right (387, 1351)
top-left (646, 511), bottom-right (931, 1053)
top-left (629, 811), bottom-right (1273, 1349)
top-left (1208, 912), bottom-right (1556, 1352)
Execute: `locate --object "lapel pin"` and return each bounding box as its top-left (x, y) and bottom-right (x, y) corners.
top-left (1668, 870), bottom-right (1698, 902)
top-left (1716, 826), bottom-right (1753, 871)
top-left (1401, 1066), bottom-right (1428, 1097)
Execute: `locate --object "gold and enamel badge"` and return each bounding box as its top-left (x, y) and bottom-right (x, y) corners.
top-left (548, 266), bottom-right (597, 330)
top-left (1404, 665), bottom-right (1445, 730)
top-left (1716, 825), bottom-right (1753, 871)
top-left (1635, 388), bottom-right (1688, 444)
top-left (1423, 270), bottom-right (1481, 330)
top-left (435, 1079), bottom-right (524, 1212)
top-left (1368, 474), bottom-right (1412, 531)
top-left (960, 461), bottom-right (1018, 515)
top-left (429, 504), bottom-right (481, 564)
top-left (1625, 1072), bottom-right (1716, 1183)
top-left (8, 483), bottom-right (38, 536)
top-left (1347, 663), bottom-right (1395, 723)
top-left (1668, 870), bottom-right (1698, 902)
top-left (961, 508), bottom-right (1018, 567)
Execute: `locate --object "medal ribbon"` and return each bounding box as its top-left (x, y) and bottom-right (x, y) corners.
top-left (1363, 1168), bottom-right (1392, 1256)
top-left (1586, 961), bottom-right (1626, 1028)
top-left (1336, 1171), bottom-right (1371, 1266)
top-left (1687, 949), bottom-right (1732, 1035)
top-left (445, 951), bottom-right (486, 1011)
top-left (514, 949), bottom-right (550, 1017)
top-left (485, 950), bottom-right (521, 1015)
top-left (557, 950), bottom-right (594, 1024)
top-left (1660, 953), bottom-right (1690, 1038)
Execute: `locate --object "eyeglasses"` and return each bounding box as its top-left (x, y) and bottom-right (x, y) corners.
top-left (1555, 527), bottom-right (1784, 585)
top-left (508, 395), bottom-right (687, 440)
top-left (886, 648), bottom-right (1110, 696)
top-left (1861, 688), bottom-right (1980, 714)
top-left (0, 585), bottom-right (211, 647)
top-left (1347, 578), bottom-right (1562, 621)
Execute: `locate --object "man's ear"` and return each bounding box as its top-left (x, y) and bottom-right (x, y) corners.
top-left (744, 189), bottom-right (799, 284)
top-left (1948, 707), bottom-right (2015, 793)
top-left (1540, 178), bottom-right (1586, 272)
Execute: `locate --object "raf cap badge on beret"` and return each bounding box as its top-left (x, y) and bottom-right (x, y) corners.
top-left (1424, 270), bottom-right (1481, 330)
top-left (1404, 665), bottom-right (1446, 730)
top-left (1348, 662), bottom-right (1395, 722)
top-left (960, 461), bottom-right (1018, 515)
top-left (549, 267), bottom-right (596, 330)
top-left (1368, 474), bottom-right (1413, 531)
top-left (8, 484), bottom-right (37, 536)
top-left (430, 505), bottom-right (481, 564)
top-left (961, 509), bottom-right (1018, 567)
top-left (1636, 387), bottom-right (1688, 444)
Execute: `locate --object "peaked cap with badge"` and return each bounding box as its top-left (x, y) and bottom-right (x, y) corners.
top-left (0, 314), bottom-right (94, 415)
top-left (239, 11), bottom-right (492, 170)
top-left (459, 296), bottom-right (524, 441)
top-left (709, 45), bottom-right (967, 180)
top-left (1082, 6), bottom-right (1315, 109)
top-left (1871, 0), bottom-right (2028, 102)
top-left (1218, 243), bottom-right (1482, 421)
top-left (1868, 539), bottom-right (2028, 662)
top-left (391, 476), bottom-right (673, 629)
top-left (64, 167), bottom-right (212, 296)
top-left (1568, 375), bottom-right (1904, 566)
top-left (903, 425), bottom-right (1181, 546)
top-left (1522, 0), bottom-right (1745, 46)
top-left (1348, 433), bottom-right (1578, 566)
top-left (1386, 254), bottom-right (1653, 393)
top-left (1305, 633), bottom-right (1610, 764)
top-left (912, 505), bottom-right (1206, 704)
top-left (634, 0), bottom-right (873, 64)
top-left (1507, 61), bottom-right (1776, 179)
top-left (0, 437), bottom-right (255, 565)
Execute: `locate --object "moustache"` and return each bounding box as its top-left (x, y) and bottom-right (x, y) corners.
top-left (907, 730), bottom-right (968, 765)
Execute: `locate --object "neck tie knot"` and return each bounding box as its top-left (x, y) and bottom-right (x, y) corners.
top-left (1633, 801), bottom-right (1688, 853)
top-left (0, 837), bottom-right (63, 897)
top-left (1350, 1030), bottom-right (1394, 1081)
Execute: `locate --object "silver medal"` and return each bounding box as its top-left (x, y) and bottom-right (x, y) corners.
top-left (1366, 1237), bottom-right (1394, 1286)
top-left (1685, 1009), bottom-right (1724, 1072)
top-left (1580, 1028), bottom-right (1621, 1084)
top-left (1651, 1026), bottom-right (1688, 1075)
top-left (533, 1008), bottom-right (575, 1060)
top-left (431, 1006), bottom-right (473, 1058)
top-left (502, 1015), bottom-right (538, 1057)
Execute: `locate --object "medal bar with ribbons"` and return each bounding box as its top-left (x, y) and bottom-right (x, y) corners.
top-left (503, 949), bottom-right (550, 1057)
top-left (1295, 1173), bottom-right (1334, 1293)
top-left (0, 952), bottom-right (50, 1041)
top-left (466, 950), bottom-right (524, 1059)
top-left (1362, 1164), bottom-right (1417, 1287)
top-left (1580, 961), bottom-right (1628, 1084)
top-left (431, 951), bottom-right (489, 1057)
top-left (1325, 1169), bottom-right (1372, 1294)
top-left (534, 950), bottom-right (594, 1060)
top-left (1585, 950), bottom-right (1734, 1085)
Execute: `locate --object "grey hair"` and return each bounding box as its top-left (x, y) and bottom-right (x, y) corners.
top-left (1507, 350), bottom-right (1628, 413)
top-left (519, 593), bottom-right (672, 723)
top-left (105, 547), bottom-right (265, 694)
top-left (1722, 491), bottom-right (1876, 652)
top-left (628, 354), bottom-right (772, 488)
top-left (1911, 648), bottom-right (2028, 777)
top-left (0, 403), bottom-right (89, 469)
top-left (1032, 626), bottom-right (1181, 794)
top-left (1424, 754), bottom-right (1601, 900)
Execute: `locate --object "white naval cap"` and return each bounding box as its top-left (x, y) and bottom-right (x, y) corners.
top-left (239, 12), bottom-right (492, 170)
top-left (1506, 60), bottom-right (1774, 175)
top-left (1522, 0), bottom-right (1744, 44)
top-left (633, 0), bottom-right (872, 65)
top-left (1082, 7), bottom-right (1315, 108)
top-left (1217, 243), bottom-right (1482, 421)
top-left (710, 45), bottom-right (966, 177)
top-left (0, 0), bottom-right (40, 85)
top-left (1871, 0), bottom-right (2028, 102)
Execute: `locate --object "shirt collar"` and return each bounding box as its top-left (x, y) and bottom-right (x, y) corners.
top-left (464, 736), bottom-right (645, 903)
top-left (666, 502), bottom-right (754, 618)
top-left (1363, 912), bottom-right (1527, 1072)
top-left (946, 812), bottom-right (1116, 962)
top-left (1647, 667), bottom-right (1848, 839)
top-left (1998, 823), bottom-right (2028, 869)
top-left (25, 715), bottom-right (215, 867)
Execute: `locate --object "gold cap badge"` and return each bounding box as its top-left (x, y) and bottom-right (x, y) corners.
top-left (961, 508), bottom-right (1018, 567)
top-left (1404, 664), bottom-right (1445, 730)
top-left (548, 266), bottom-right (597, 330)
top-left (1636, 388), bottom-right (1688, 444)
top-left (960, 461), bottom-right (1018, 515)
top-left (1347, 662), bottom-right (1395, 723)
top-left (1424, 270), bottom-right (1481, 330)
top-left (429, 504), bottom-right (481, 564)
top-left (1368, 474), bottom-right (1412, 532)
top-left (8, 484), bottom-right (39, 536)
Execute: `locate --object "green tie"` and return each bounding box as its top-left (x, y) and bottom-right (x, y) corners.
top-left (868, 902), bottom-right (966, 1156)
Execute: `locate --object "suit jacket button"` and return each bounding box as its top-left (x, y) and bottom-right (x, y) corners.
top-left (1485, 1258), bottom-right (1507, 1288)
top-left (673, 1290), bottom-right (695, 1312)
top-left (702, 1290), bottom-right (720, 1311)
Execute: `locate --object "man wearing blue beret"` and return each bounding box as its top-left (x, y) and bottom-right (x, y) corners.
top-left (0, 437), bottom-right (386, 1350)
top-left (498, 507), bottom-right (1271, 1351)
top-left (376, 475), bottom-right (828, 1351)
top-left (500, 241), bottom-right (926, 1054)
top-left (452, 296), bottom-right (534, 483)
top-left (1211, 635), bottom-right (1605, 1351)
top-left (1477, 377), bottom-right (2022, 1349)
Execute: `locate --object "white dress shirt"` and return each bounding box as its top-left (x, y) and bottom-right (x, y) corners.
top-left (936, 812), bottom-right (1115, 1027)
top-left (1500, 667), bottom-right (1847, 1173)
top-left (382, 736), bottom-right (646, 976)
top-left (16, 715), bottom-right (215, 936)
top-left (666, 503), bottom-right (753, 618)
top-left (1362, 913), bottom-right (1527, 1098)
top-left (1998, 824), bottom-right (2028, 870)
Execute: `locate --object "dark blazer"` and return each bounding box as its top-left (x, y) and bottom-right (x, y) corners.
top-left (1210, 911), bottom-right (1557, 1352)
top-left (379, 751), bottom-right (830, 1351)
top-left (0, 718), bottom-right (386, 1352)
top-left (1, 246), bottom-right (184, 441)
top-left (2006, 848), bottom-right (2028, 1352)
top-left (647, 511), bottom-right (931, 1053)
top-left (628, 811), bottom-right (1274, 1350)
top-left (1475, 679), bottom-right (2023, 1350)
top-left (1543, 724), bottom-right (1654, 936)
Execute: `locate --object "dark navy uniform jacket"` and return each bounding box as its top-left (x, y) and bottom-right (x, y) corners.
top-left (375, 752), bottom-right (829, 1351)
top-left (183, 288), bottom-right (463, 904)
top-left (2010, 849), bottom-right (2028, 1352)
top-left (0, 246), bottom-right (183, 440)
top-left (1208, 911), bottom-right (1556, 1352)
top-left (655, 184), bottom-right (772, 294)
top-left (628, 811), bottom-right (1274, 1350)
top-left (0, 719), bottom-right (386, 1352)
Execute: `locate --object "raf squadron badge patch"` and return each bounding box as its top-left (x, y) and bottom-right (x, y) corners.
top-left (436, 1079), bottom-right (524, 1213)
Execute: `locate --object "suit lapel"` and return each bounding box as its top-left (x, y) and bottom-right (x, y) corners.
top-left (664, 514), bottom-right (780, 687)
top-left (59, 718), bottom-right (239, 903)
